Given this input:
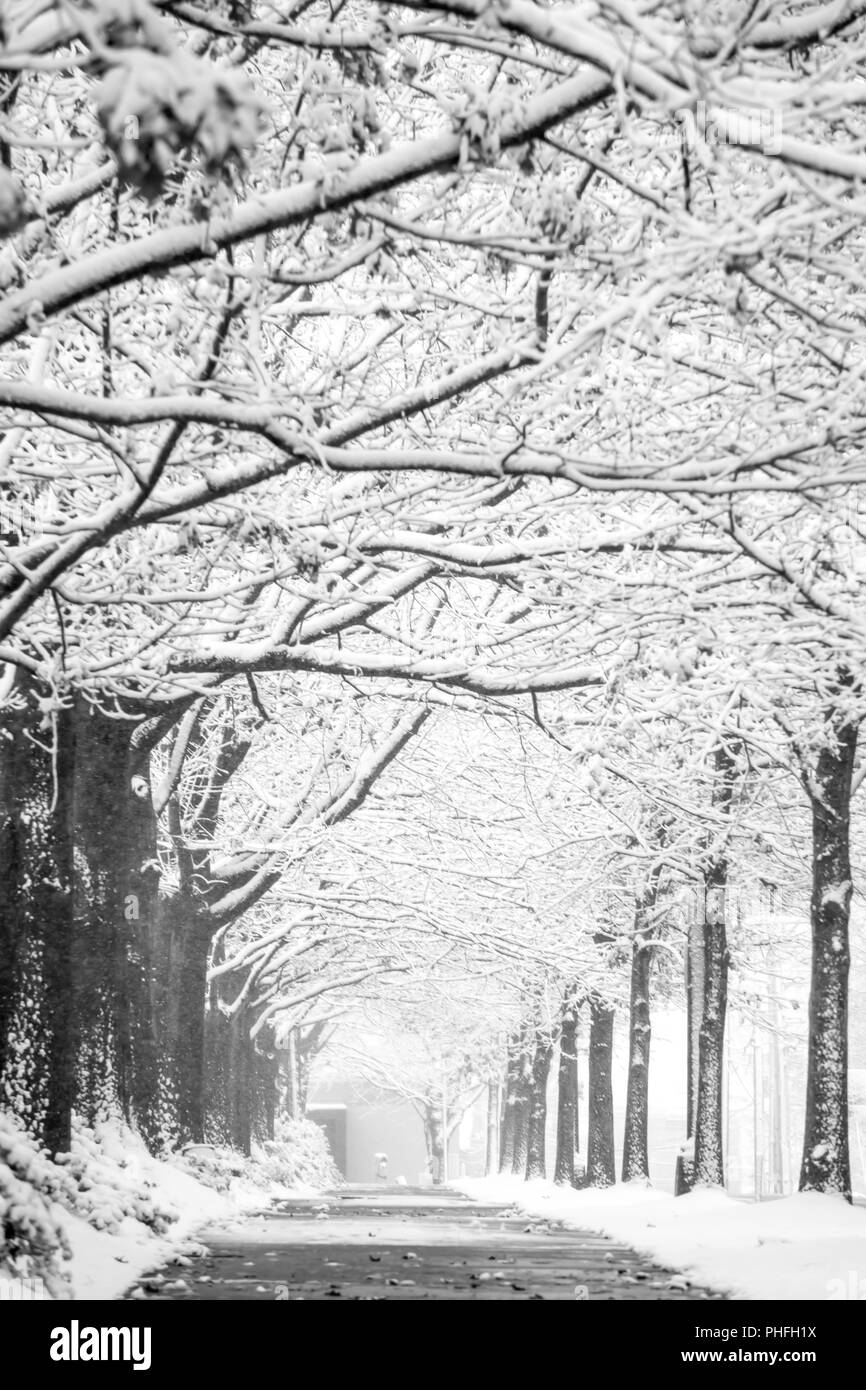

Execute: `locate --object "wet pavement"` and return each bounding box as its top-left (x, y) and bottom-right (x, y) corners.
top-left (125, 1186), bottom-right (728, 1301)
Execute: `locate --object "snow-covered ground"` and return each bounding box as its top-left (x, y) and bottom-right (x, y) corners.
top-left (1, 1115), bottom-right (336, 1300)
top-left (451, 1177), bottom-right (866, 1301)
top-left (60, 1129), bottom-right (268, 1301)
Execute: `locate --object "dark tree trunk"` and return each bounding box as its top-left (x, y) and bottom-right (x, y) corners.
top-left (227, 1009), bottom-right (253, 1155)
top-left (0, 677), bottom-right (76, 1154)
top-left (676, 889), bottom-right (707, 1195)
top-left (151, 892), bottom-right (213, 1146)
top-left (0, 687), bottom-right (166, 1154)
top-left (574, 1034), bottom-right (580, 1156)
top-left (251, 1024), bottom-right (278, 1144)
top-left (290, 1031), bottom-right (303, 1118)
top-left (510, 1044), bottom-right (532, 1177)
top-left (622, 877), bottom-right (659, 1183)
top-left (692, 864), bottom-right (728, 1187)
top-left (554, 1002), bottom-right (579, 1186)
top-left (296, 1032), bottom-right (319, 1117)
top-left (424, 1104), bottom-right (445, 1183)
top-left (498, 1032), bottom-right (522, 1174)
top-left (685, 893), bottom-right (705, 1139)
top-left (485, 1080), bottom-right (499, 1176)
top-left (70, 703), bottom-right (161, 1146)
top-left (261, 1044), bottom-right (278, 1143)
top-left (284, 1031), bottom-right (300, 1120)
top-left (692, 740), bottom-right (737, 1190)
top-left (800, 708), bottom-right (856, 1200)
top-left (586, 997), bottom-right (616, 1187)
top-left (525, 1036), bottom-right (554, 1181)
top-left (692, 739), bottom-right (741, 1189)
top-left (203, 991), bottom-right (231, 1146)
top-left (203, 962), bottom-right (257, 1154)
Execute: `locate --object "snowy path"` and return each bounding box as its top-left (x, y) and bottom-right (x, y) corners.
top-left (126, 1186), bottom-right (728, 1301)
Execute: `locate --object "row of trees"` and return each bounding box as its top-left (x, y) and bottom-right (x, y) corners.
top-left (301, 693), bottom-right (859, 1198)
top-left (0, 0), bottom-right (865, 1202)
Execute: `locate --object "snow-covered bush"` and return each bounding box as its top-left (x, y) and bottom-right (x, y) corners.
top-left (0, 1113), bottom-right (71, 1298)
top-left (54, 1121), bottom-right (181, 1235)
top-left (179, 1119), bottom-right (340, 1194)
top-left (1, 1111), bottom-right (336, 1298)
top-left (175, 1145), bottom-right (248, 1194)
top-left (259, 1118), bottom-right (341, 1190)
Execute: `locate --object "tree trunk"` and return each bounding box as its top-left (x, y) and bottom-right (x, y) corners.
top-left (510, 1045), bottom-right (532, 1177)
top-left (296, 1036), bottom-right (315, 1116)
top-left (485, 1080), bottom-right (499, 1176)
top-left (676, 888), bottom-right (707, 1195)
top-left (424, 1104), bottom-right (445, 1183)
top-left (554, 1002), bottom-right (579, 1186)
top-left (525, 1036), bottom-right (554, 1180)
top-left (800, 708), bottom-right (856, 1200)
top-left (203, 991), bottom-right (231, 1146)
top-left (285, 1031), bottom-right (300, 1119)
top-left (693, 741), bottom-right (739, 1189)
top-left (622, 877), bottom-right (659, 1183)
top-left (693, 864), bottom-right (729, 1187)
top-left (0, 676), bottom-right (76, 1154)
top-left (498, 1032), bottom-right (522, 1174)
top-left (253, 1025), bottom-right (278, 1143)
top-left (227, 1008), bottom-right (253, 1155)
top-left (685, 891), bottom-right (705, 1138)
top-left (586, 997), bottom-right (616, 1187)
top-left (70, 702), bottom-right (161, 1146)
top-left (151, 891), bottom-right (213, 1146)
top-left (263, 1054), bottom-right (277, 1141)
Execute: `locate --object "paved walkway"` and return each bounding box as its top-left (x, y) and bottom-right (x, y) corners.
top-left (127, 1186), bottom-right (727, 1301)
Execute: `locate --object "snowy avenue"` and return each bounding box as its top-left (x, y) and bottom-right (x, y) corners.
top-left (127, 1185), bottom-right (725, 1300)
top-left (0, 0), bottom-right (865, 1354)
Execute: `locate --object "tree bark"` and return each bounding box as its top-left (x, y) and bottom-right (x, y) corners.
top-left (554, 1001), bottom-right (579, 1186)
top-left (151, 891), bottom-right (213, 1146)
top-left (685, 892), bottom-right (705, 1140)
top-left (254, 1024), bottom-right (278, 1143)
top-left (622, 876), bottom-right (659, 1183)
top-left (285, 1030), bottom-right (300, 1120)
top-left (691, 739), bottom-right (740, 1189)
top-left (586, 996), bottom-right (616, 1187)
top-left (676, 888), bottom-right (706, 1195)
top-left (227, 1008), bottom-right (253, 1155)
top-left (70, 702), bottom-right (161, 1146)
top-left (0, 676), bottom-right (76, 1154)
top-left (525, 1035), bottom-right (554, 1180)
top-left (692, 865), bottom-right (728, 1187)
top-left (692, 741), bottom-right (738, 1188)
top-left (510, 1039), bottom-right (532, 1177)
top-left (424, 1104), bottom-right (445, 1183)
top-left (800, 707), bottom-right (856, 1200)
top-left (485, 1079), bottom-right (499, 1176)
top-left (498, 1032), bottom-right (522, 1174)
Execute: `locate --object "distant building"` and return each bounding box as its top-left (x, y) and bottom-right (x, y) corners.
top-left (307, 1080), bottom-right (453, 1184)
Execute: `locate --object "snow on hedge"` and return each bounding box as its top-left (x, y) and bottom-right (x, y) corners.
top-left (0, 1113), bottom-right (339, 1299)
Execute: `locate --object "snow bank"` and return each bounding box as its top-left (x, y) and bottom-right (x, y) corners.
top-left (0, 1115), bottom-right (338, 1300)
top-left (451, 1176), bottom-right (866, 1301)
